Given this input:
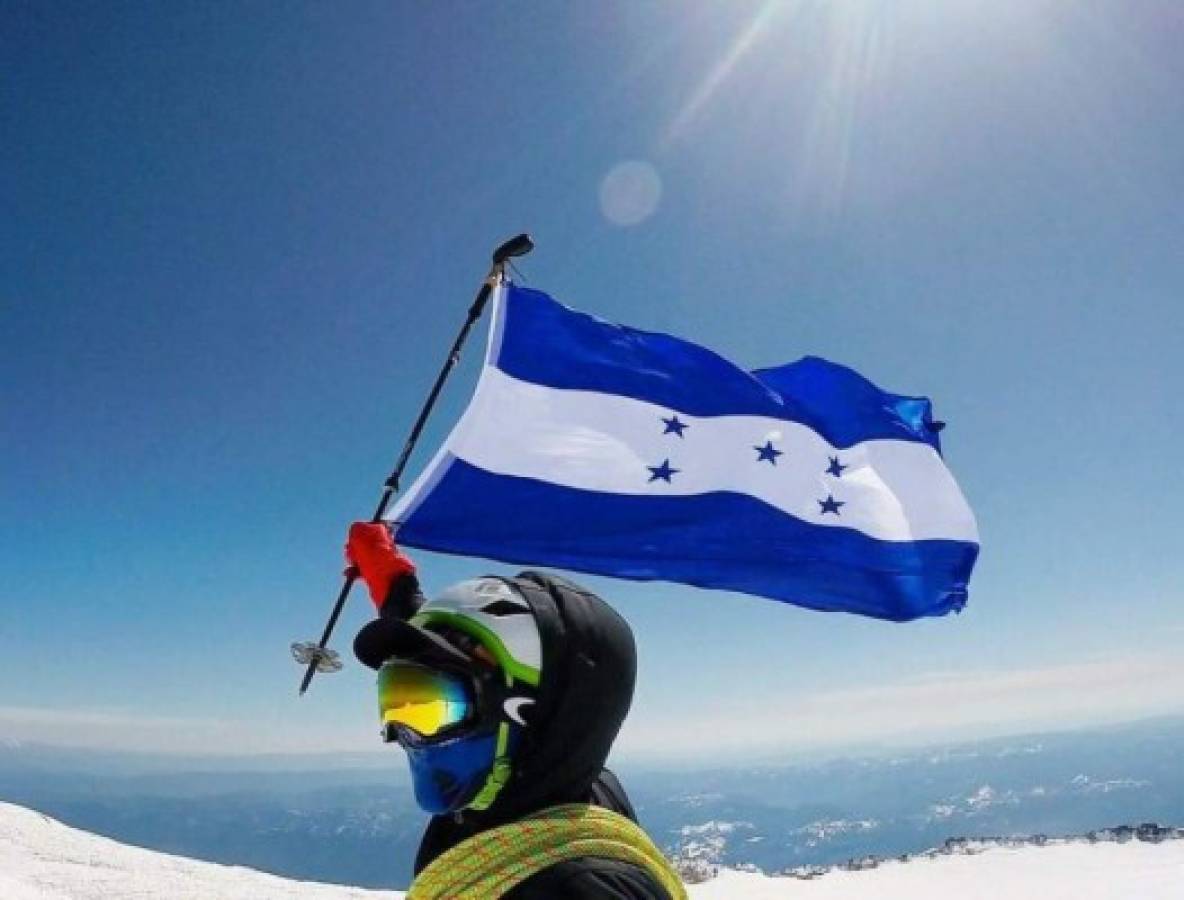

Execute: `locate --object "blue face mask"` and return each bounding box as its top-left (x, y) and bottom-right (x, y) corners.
top-left (405, 730), bottom-right (500, 814)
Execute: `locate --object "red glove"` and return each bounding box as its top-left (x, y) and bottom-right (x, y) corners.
top-left (344, 522), bottom-right (416, 611)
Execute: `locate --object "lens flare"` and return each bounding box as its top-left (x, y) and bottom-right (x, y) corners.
top-left (600, 160), bottom-right (663, 227)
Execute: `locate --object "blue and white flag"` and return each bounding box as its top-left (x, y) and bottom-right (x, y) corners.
top-left (389, 284), bottom-right (979, 622)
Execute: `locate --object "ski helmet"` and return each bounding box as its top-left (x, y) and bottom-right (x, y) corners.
top-left (355, 577), bottom-right (543, 814)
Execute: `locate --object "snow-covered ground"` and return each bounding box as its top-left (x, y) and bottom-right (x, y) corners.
top-left (2, 801), bottom-right (1181, 899)
top-left (0, 802), bottom-right (401, 900)
top-left (691, 841), bottom-right (1184, 899)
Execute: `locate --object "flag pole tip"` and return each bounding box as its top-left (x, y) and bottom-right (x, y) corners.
top-left (493, 234), bottom-right (534, 265)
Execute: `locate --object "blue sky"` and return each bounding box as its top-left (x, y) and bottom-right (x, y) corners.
top-left (2, 1), bottom-right (1181, 762)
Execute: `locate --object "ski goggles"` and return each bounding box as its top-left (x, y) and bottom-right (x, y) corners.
top-left (377, 661), bottom-right (477, 744)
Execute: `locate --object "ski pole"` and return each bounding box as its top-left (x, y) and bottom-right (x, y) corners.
top-left (294, 233), bottom-right (535, 695)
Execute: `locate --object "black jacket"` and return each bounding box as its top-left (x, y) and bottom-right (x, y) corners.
top-left (389, 571), bottom-right (671, 900)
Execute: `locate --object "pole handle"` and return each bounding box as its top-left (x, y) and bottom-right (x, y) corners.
top-left (492, 234), bottom-right (534, 265)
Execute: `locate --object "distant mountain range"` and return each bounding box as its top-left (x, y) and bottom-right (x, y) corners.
top-left (2, 716), bottom-right (1181, 890)
top-left (672, 821), bottom-right (1184, 883)
top-left (633, 716), bottom-right (1184, 877)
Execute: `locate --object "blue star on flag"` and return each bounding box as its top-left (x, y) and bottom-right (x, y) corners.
top-left (661, 415), bottom-right (688, 438)
top-left (647, 459), bottom-right (679, 483)
top-left (826, 456), bottom-right (847, 478)
top-left (818, 494), bottom-right (844, 515)
top-left (754, 440), bottom-right (783, 465)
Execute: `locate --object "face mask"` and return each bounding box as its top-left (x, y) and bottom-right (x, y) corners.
top-left (405, 730), bottom-right (500, 814)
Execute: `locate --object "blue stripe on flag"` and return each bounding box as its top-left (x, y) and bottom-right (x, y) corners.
top-left (397, 458), bottom-right (977, 622)
top-left (494, 286), bottom-right (943, 451)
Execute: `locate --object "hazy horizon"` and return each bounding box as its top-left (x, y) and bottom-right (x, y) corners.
top-left (4, 711), bottom-right (1181, 774)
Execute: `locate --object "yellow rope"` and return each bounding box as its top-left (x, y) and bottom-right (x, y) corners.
top-left (408, 803), bottom-right (687, 900)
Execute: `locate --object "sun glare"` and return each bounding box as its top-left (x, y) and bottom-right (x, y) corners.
top-left (658, 0), bottom-right (1140, 227)
top-left (662, 1), bottom-right (897, 223)
top-left (662, 0), bottom-right (787, 147)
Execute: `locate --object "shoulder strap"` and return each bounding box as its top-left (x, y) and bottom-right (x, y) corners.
top-left (589, 768), bottom-right (639, 821)
top-left (407, 804), bottom-right (686, 900)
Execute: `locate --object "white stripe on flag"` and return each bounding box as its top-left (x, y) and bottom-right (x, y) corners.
top-left (394, 366), bottom-right (979, 544)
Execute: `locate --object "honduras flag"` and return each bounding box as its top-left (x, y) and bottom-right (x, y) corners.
top-left (389, 284), bottom-right (979, 622)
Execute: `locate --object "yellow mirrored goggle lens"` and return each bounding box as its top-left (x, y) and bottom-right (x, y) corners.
top-left (377, 663), bottom-right (473, 738)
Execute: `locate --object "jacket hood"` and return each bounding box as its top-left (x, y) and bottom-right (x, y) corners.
top-left (475, 570), bottom-right (637, 821)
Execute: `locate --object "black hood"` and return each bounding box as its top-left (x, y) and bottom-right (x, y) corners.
top-left (410, 571), bottom-right (640, 875)
top-left (486, 571), bottom-right (637, 820)
top-left (353, 568), bottom-right (637, 814)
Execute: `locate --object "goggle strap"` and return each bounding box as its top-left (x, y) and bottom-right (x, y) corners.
top-left (465, 721), bottom-right (513, 812)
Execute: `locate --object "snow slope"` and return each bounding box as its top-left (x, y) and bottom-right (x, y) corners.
top-left (0, 802), bottom-right (402, 900)
top-left (692, 842), bottom-right (1184, 900)
top-left (2, 801), bottom-right (1182, 899)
